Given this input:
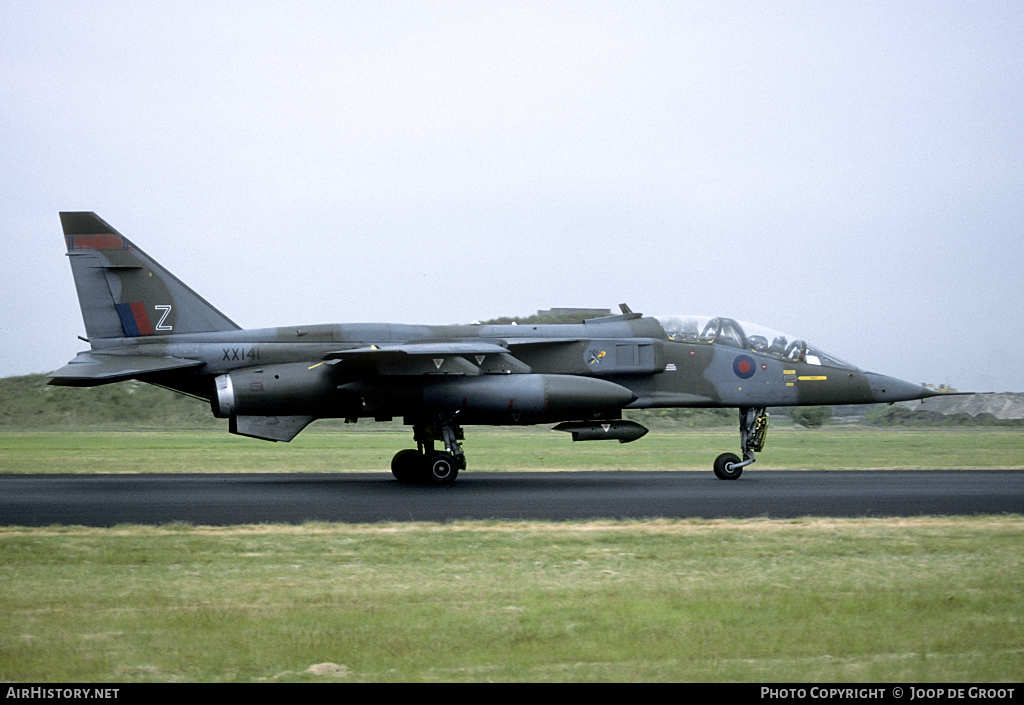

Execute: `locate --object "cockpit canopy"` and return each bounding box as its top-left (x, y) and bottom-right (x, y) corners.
top-left (654, 315), bottom-right (858, 370)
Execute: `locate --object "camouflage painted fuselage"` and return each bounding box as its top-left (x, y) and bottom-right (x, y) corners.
top-left (59, 314), bottom-right (928, 427)
top-left (49, 212), bottom-right (937, 470)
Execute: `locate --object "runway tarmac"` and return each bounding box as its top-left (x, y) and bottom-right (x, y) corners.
top-left (1, 470), bottom-right (1022, 526)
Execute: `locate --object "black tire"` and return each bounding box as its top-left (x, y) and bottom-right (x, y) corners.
top-left (391, 449), bottom-right (422, 483)
top-left (713, 452), bottom-right (743, 480)
top-left (425, 451), bottom-right (459, 485)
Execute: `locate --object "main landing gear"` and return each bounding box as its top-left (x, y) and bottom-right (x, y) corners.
top-left (391, 413), bottom-right (466, 485)
top-left (713, 407), bottom-right (768, 480)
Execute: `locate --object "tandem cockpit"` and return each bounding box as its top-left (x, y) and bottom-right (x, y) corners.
top-left (654, 315), bottom-right (858, 370)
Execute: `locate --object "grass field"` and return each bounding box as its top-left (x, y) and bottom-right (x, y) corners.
top-left (1, 517), bottom-right (1021, 682)
top-left (1, 427), bottom-right (1021, 682)
top-left (1, 426), bottom-right (1023, 474)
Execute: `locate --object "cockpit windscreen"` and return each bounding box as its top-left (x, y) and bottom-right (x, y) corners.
top-left (654, 315), bottom-right (858, 370)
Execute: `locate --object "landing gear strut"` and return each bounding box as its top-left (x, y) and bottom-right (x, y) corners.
top-left (391, 413), bottom-right (466, 485)
top-left (714, 407), bottom-right (768, 480)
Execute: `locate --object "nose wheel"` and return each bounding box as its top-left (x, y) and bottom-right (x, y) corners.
top-left (714, 407), bottom-right (768, 480)
top-left (713, 452), bottom-right (745, 480)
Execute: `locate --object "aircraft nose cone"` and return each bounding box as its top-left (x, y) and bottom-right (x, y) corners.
top-left (864, 373), bottom-right (934, 403)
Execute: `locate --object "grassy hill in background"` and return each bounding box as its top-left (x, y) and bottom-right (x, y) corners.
top-left (2, 373), bottom-right (1019, 430)
top-left (0, 374), bottom-right (218, 429)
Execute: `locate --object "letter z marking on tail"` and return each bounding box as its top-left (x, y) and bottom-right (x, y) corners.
top-left (155, 305), bottom-right (172, 331)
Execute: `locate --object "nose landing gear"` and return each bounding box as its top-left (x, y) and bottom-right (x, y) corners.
top-left (714, 407), bottom-right (768, 480)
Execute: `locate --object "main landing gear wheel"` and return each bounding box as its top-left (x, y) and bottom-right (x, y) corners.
top-left (425, 451), bottom-right (459, 485)
top-left (390, 449), bottom-right (460, 485)
top-left (713, 452), bottom-right (743, 480)
top-left (391, 449), bottom-right (422, 483)
top-left (392, 413), bottom-right (466, 485)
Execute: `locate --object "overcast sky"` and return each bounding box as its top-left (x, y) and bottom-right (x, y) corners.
top-left (2, 1), bottom-right (1022, 392)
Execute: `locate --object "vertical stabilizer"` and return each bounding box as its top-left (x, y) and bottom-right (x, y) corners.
top-left (60, 212), bottom-right (240, 340)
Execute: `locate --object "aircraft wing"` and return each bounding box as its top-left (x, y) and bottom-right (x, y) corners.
top-left (324, 342), bottom-right (531, 375)
top-left (324, 342), bottom-right (513, 358)
top-left (503, 338), bottom-right (581, 347)
top-left (48, 350), bottom-right (205, 386)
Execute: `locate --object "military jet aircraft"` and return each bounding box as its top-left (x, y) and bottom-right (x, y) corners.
top-left (49, 212), bottom-right (942, 484)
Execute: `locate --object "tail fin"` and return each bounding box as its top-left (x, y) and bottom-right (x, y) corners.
top-left (60, 212), bottom-right (240, 340)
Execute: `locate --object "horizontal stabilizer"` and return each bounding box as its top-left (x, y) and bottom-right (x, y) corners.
top-left (48, 350), bottom-right (204, 386)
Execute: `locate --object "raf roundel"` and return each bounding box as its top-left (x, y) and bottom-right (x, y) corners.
top-left (733, 354), bottom-right (756, 380)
